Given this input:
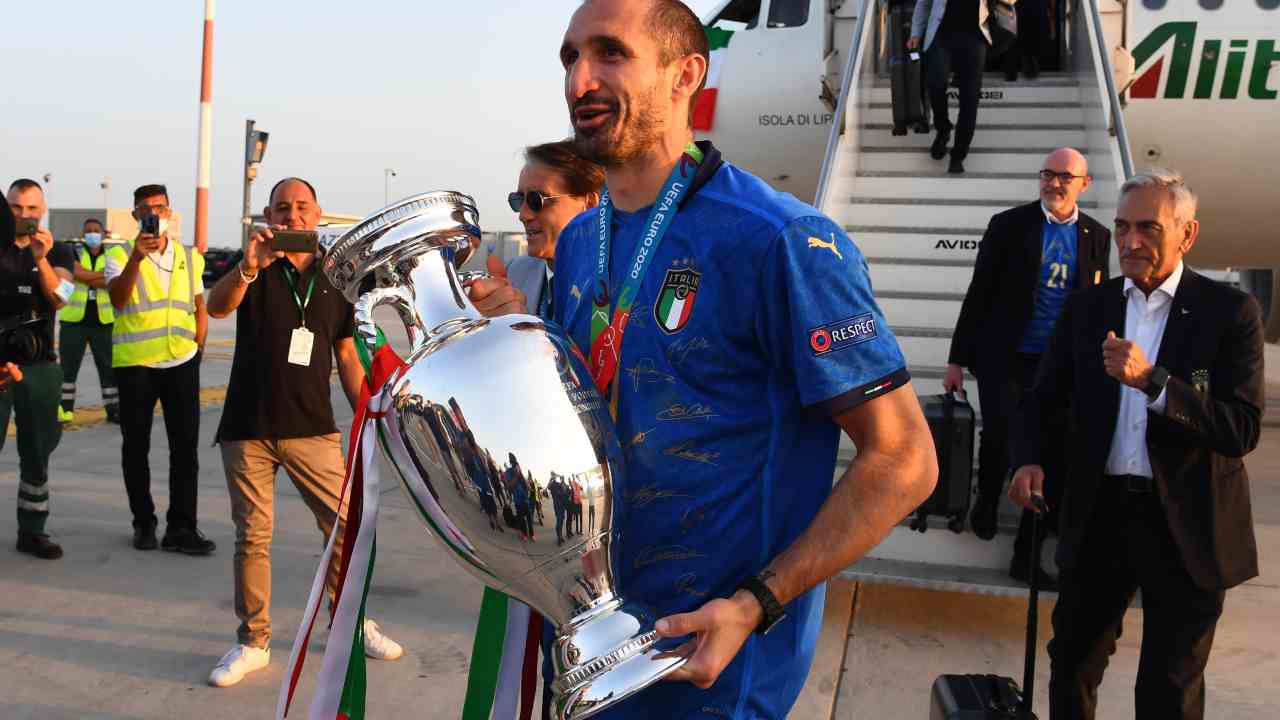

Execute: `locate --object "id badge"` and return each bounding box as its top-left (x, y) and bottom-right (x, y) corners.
top-left (87, 289), bottom-right (97, 300)
top-left (289, 327), bottom-right (315, 366)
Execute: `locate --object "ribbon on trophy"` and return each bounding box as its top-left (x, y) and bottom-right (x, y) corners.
top-left (277, 329), bottom-right (402, 720)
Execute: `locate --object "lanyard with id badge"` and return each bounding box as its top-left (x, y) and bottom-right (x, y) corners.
top-left (284, 265), bottom-right (316, 366)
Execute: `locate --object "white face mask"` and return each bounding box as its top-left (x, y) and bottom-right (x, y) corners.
top-left (84, 232), bottom-right (103, 249)
top-left (157, 218), bottom-right (170, 236)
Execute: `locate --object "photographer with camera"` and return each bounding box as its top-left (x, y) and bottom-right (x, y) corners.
top-left (59, 217), bottom-right (119, 424)
top-left (204, 177), bottom-right (402, 688)
top-left (106, 184), bottom-right (212, 556)
top-left (2, 178), bottom-right (76, 560)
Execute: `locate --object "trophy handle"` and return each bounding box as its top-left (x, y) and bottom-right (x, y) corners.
top-left (353, 285), bottom-right (420, 356)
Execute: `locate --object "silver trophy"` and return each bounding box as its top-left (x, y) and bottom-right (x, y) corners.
top-left (319, 192), bottom-right (686, 720)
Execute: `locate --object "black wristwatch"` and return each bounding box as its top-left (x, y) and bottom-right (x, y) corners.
top-left (737, 575), bottom-right (786, 635)
top-left (1144, 366), bottom-right (1170, 400)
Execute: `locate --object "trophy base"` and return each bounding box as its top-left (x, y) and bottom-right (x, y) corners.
top-left (551, 602), bottom-right (689, 720)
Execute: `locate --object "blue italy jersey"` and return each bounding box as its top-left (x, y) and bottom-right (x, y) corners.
top-left (550, 147), bottom-right (909, 719)
top-left (1018, 221), bottom-right (1079, 354)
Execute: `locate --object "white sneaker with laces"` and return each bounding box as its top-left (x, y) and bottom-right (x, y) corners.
top-left (362, 618), bottom-right (404, 661)
top-left (209, 644), bottom-right (270, 687)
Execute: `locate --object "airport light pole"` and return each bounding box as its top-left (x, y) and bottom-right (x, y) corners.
top-left (242, 119), bottom-right (269, 249)
top-left (384, 168), bottom-right (397, 207)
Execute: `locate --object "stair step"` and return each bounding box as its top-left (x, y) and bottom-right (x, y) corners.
top-left (879, 297), bottom-right (964, 330)
top-left (870, 262), bottom-right (975, 295)
top-left (868, 102), bottom-right (1085, 125)
top-left (860, 125), bottom-right (1087, 149)
top-left (891, 325), bottom-right (954, 339)
top-left (851, 231), bottom-right (982, 263)
top-left (866, 256), bottom-right (974, 267)
top-left (841, 557), bottom-right (1058, 598)
top-left (897, 334), bottom-right (953, 368)
top-left (876, 290), bottom-right (966, 302)
top-left (867, 84), bottom-right (1081, 104)
top-left (849, 175), bottom-right (1043, 201)
top-left (832, 202), bottom-right (1014, 230)
top-left (856, 148), bottom-right (1093, 174)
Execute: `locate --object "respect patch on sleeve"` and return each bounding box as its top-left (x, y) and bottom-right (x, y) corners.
top-left (808, 313), bottom-right (878, 356)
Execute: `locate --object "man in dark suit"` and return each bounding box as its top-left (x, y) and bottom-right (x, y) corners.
top-left (1009, 169), bottom-right (1263, 720)
top-left (945, 147), bottom-right (1110, 586)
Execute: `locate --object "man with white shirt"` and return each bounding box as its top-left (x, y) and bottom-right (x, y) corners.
top-left (1009, 169), bottom-right (1264, 720)
top-left (106, 184), bottom-right (213, 555)
top-left (945, 147), bottom-right (1110, 586)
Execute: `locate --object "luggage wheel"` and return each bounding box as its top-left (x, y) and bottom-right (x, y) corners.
top-left (891, 126), bottom-right (908, 136)
top-left (947, 514), bottom-right (965, 534)
top-left (909, 513), bottom-right (929, 533)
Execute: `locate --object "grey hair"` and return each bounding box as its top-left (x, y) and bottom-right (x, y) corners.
top-left (1119, 168), bottom-right (1198, 224)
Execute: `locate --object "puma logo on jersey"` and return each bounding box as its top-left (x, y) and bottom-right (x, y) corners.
top-left (807, 234), bottom-right (843, 260)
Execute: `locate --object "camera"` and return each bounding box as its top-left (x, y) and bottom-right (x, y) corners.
top-left (14, 218), bottom-right (39, 236)
top-left (0, 317), bottom-right (49, 365)
top-left (140, 214), bottom-right (160, 235)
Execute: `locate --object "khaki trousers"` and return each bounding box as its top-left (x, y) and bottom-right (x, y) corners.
top-left (220, 434), bottom-right (347, 648)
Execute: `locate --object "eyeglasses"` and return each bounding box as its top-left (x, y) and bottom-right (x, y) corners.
top-left (135, 203), bottom-right (170, 214)
top-left (508, 190), bottom-right (569, 213)
top-left (1039, 170), bottom-right (1088, 185)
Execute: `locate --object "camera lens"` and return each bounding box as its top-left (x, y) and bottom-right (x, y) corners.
top-left (2, 326), bottom-right (45, 365)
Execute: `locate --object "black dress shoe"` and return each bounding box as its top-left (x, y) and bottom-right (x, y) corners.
top-left (1009, 560), bottom-right (1059, 591)
top-left (1025, 57), bottom-right (1041, 80)
top-left (161, 527), bottom-right (216, 555)
top-left (948, 157), bottom-right (966, 174)
top-left (105, 405), bottom-right (121, 424)
top-left (17, 531), bottom-right (63, 559)
top-left (133, 520), bottom-right (158, 550)
top-left (1004, 70), bottom-right (1019, 82)
top-left (930, 128), bottom-right (952, 160)
top-left (969, 495), bottom-right (999, 540)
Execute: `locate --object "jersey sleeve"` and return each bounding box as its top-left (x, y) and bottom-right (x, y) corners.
top-left (758, 216), bottom-right (909, 415)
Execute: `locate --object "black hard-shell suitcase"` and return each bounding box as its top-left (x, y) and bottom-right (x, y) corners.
top-left (911, 392), bottom-right (975, 533)
top-left (929, 499), bottom-right (1047, 719)
top-left (888, 0), bottom-right (930, 135)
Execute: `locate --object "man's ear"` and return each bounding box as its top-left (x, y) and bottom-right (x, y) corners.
top-left (673, 52), bottom-right (708, 107)
top-left (1181, 219), bottom-right (1200, 255)
top-left (584, 192), bottom-right (600, 210)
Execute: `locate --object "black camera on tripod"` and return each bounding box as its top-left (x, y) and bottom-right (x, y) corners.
top-left (0, 317), bottom-right (49, 365)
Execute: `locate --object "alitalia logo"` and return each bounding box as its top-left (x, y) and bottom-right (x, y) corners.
top-left (1131, 21), bottom-right (1278, 100)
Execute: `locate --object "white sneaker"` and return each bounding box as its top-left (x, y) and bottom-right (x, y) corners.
top-left (362, 618), bottom-right (404, 661)
top-left (209, 644), bottom-right (270, 687)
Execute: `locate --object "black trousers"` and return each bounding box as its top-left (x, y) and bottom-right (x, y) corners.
top-left (1049, 484), bottom-right (1225, 720)
top-left (926, 31), bottom-right (988, 161)
top-left (116, 356), bottom-right (201, 531)
top-left (975, 352), bottom-right (1065, 559)
top-left (1004, 0), bottom-right (1052, 75)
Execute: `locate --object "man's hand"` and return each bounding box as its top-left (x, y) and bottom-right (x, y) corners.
top-left (655, 590), bottom-right (762, 689)
top-left (0, 362), bottom-right (23, 390)
top-left (942, 363), bottom-right (965, 393)
top-left (243, 226), bottom-right (285, 274)
top-left (1008, 464), bottom-right (1046, 511)
top-left (1102, 331), bottom-right (1153, 389)
top-left (467, 254), bottom-right (528, 317)
top-left (132, 233), bottom-right (164, 259)
top-left (28, 227), bottom-right (54, 261)
top-left (907, 37), bottom-right (922, 51)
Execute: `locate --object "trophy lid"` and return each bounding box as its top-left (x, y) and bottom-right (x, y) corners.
top-left (320, 191), bottom-right (480, 303)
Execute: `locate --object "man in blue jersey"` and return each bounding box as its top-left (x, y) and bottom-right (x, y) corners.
top-left (470, 1), bottom-right (937, 716)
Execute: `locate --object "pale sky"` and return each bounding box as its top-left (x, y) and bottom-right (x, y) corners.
top-left (3, 0), bottom-right (719, 248)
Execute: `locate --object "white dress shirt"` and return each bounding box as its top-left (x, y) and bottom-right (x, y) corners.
top-left (104, 239), bottom-right (204, 368)
top-left (1104, 261), bottom-right (1184, 477)
top-left (1041, 201), bottom-right (1079, 225)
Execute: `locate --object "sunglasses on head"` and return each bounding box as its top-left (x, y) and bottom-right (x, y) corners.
top-left (508, 190), bottom-right (569, 213)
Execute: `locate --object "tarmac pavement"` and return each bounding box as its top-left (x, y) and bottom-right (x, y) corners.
top-left (2, 317), bottom-right (1279, 718)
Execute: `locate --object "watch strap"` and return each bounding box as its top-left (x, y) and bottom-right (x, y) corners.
top-left (737, 575), bottom-right (786, 635)
top-left (1145, 366), bottom-right (1170, 400)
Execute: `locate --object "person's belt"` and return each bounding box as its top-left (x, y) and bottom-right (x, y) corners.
top-left (1104, 474), bottom-right (1154, 494)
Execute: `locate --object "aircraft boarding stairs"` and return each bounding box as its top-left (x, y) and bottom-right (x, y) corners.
top-left (819, 0), bottom-right (1134, 595)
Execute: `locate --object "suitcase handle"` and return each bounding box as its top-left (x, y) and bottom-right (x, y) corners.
top-left (1020, 493), bottom-right (1048, 713)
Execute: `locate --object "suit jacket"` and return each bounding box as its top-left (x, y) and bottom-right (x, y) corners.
top-left (912, 0), bottom-right (993, 51)
top-left (506, 255), bottom-right (551, 319)
top-left (1013, 269), bottom-right (1264, 590)
top-left (948, 201), bottom-right (1111, 378)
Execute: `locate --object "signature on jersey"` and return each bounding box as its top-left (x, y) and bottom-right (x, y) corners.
top-left (633, 544), bottom-right (707, 570)
top-left (627, 483), bottom-right (690, 509)
top-left (624, 358), bottom-right (676, 392)
top-left (666, 335), bottom-right (711, 365)
top-left (664, 441), bottom-right (720, 466)
top-left (656, 402), bottom-right (718, 422)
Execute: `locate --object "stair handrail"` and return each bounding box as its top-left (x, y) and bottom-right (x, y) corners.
top-left (1082, 0), bottom-right (1135, 178)
top-left (815, 0), bottom-right (876, 209)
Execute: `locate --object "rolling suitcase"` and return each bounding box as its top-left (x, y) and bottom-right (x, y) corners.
top-left (929, 498), bottom-right (1047, 719)
top-left (888, 0), bottom-right (930, 135)
top-left (911, 392), bottom-right (975, 533)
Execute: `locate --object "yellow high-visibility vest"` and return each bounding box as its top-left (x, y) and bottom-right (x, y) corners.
top-left (58, 249), bottom-right (115, 324)
top-left (107, 242), bottom-right (205, 368)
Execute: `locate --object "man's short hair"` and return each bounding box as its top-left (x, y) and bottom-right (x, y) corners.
top-left (525, 141), bottom-right (605, 197)
top-left (1120, 168), bottom-right (1198, 225)
top-left (133, 184), bottom-right (170, 206)
top-left (83, 217), bottom-right (104, 230)
top-left (645, 0), bottom-right (709, 125)
top-left (8, 178), bottom-right (42, 195)
top-left (268, 177), bottom-right (319, 205)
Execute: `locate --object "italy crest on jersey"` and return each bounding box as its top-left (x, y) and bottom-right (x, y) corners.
top-left (654, 267), bottom-right (701, 334)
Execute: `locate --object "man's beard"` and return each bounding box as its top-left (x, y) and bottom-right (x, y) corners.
top-left (572, 86), bottom-right (666, 168)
